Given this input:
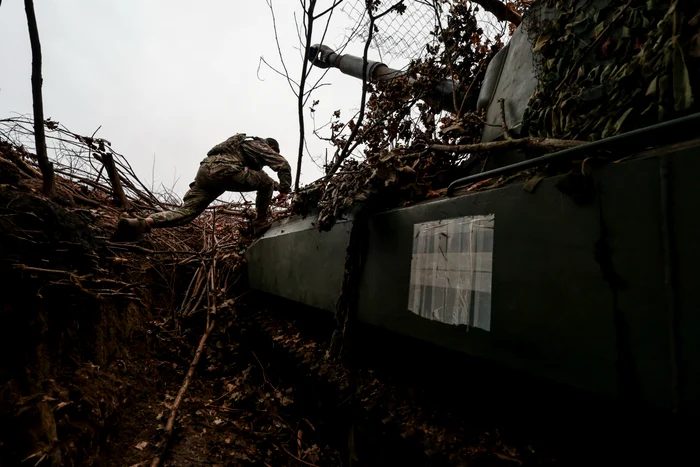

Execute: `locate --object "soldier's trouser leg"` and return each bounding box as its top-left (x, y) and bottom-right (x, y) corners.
top-left (221, 167), bottom-right (275, 220)
top-left (254, 178), bottom-right (274, 220)
top-left (148, 183), bottom-right (222, 228)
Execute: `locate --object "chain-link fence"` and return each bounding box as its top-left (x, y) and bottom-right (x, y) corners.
top-left (341, 0), bottom-right (510, 61)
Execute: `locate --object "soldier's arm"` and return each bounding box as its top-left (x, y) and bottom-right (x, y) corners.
top-left (246, 140), bottom-right (293, 192)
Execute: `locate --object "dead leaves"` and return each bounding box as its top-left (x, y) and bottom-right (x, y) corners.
top-left (299, 147), bottom-right (446, 231)
top-left (532, 33), bottom-right (550, 53)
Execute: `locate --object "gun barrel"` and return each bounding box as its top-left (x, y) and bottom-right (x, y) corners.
top-left (308, 44), bottom-right (469, 114)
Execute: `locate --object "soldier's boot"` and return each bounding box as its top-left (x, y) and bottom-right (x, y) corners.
top-left (111, 218), bottom-right (152, 242)
top-left (252, 217), bottom-right (272, 236)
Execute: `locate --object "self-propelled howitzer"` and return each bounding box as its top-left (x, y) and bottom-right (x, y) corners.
top-left (307, 26), bottom-right (538, 145)
top-left (248, 2), bottom-right (700, 416)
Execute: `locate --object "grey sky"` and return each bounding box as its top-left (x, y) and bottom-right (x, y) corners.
top-left (1, 0), bottom-right (412, 200)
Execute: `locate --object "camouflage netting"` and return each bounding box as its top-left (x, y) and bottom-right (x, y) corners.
top-left (297, 0), bottom-right (700, 232)
top-left (296, 2), bottom-right (503, 230)
top-left (523, 0), bottom-right (700, 140)
top-left (302, 145), bottom-right (457, 231)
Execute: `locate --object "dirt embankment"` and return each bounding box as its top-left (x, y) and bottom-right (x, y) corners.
top-left (0, 161), bottom-right (182, 465)
top-left (0, 138), bottom-right (332, 467)
top-left (0, 181), bottom-right (339, 466)
top-left (0, 138), bottom-right (189, 464)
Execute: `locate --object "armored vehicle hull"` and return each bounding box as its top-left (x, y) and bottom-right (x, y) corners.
top-left (247, 138), bottom-right (700, 415)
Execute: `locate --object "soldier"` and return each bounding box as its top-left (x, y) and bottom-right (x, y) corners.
top-left (112, 134), bottom-right (292, 241)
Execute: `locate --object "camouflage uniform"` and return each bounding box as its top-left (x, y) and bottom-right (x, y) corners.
top-left (148, 134), bottom-right (292, 228)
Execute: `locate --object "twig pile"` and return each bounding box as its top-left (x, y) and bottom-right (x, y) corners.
top-left (0, 115), bottom-right (167, 209)
top-left (0, 121), bottom-right (292, 464)
top-left (0, 117), bottom-right (291, 323)
top-left (149, 212), bottom-right (236, 467)
top-left (0, 116), bottom-right (291, 246)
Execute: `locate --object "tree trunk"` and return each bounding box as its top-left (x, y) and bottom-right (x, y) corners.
top-left (295, 0), bottom-right (317, 192)
top-left (24, 0), bottom-right (55, 197)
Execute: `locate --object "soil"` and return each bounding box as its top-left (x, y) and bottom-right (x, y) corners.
top-left (98, 311), bottom-right (343, 467)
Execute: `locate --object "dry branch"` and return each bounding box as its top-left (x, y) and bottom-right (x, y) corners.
top-left (262, 0), bottom-right (370, 189)
top-left (273, 443), bottom-right (321, 467)
top-left (106, 242), bottom-right (198, 256)
top-left (3, 150), bottom-right (40, 177)
top-left (429, 137), bottom-right (586, 153)
top-left (150, 317), bottom-right (216, 467)
top-left (1, 116), bottom-right (163, 210)
top-left (498, 98), bottom-right (512, 140)
top-left (181, 265), bottom-right (207, 317)
top-left (13, 264), bottom-right (87, 279)
top-left (150, 221), bottom-right (225, 466)
top-left (326, 2), bottom-right (406, 177)
top-left (73, 192), bottom-right (101, 207)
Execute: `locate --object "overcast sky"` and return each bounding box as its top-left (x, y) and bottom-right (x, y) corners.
top-left (1, 0), bottom-right (413, 200)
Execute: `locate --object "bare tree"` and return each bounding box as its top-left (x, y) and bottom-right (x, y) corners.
top-left (263, 0), bottom-right (520, 188)
top-left (1, 115), bottom-right (167, 209)
top-left (324, 1), bottom-right (408, 177)
top-left (262, 0), bottom-right (363, 190)
top-left (296, 1), bottom-right (318, 192)
top-left (24, 0), bottom-right (55, 197)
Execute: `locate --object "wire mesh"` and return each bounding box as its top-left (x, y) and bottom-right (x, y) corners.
top-left (340, 0), bottom-right (441, 60)
top-left (341, 0), bottom-right (511, 61)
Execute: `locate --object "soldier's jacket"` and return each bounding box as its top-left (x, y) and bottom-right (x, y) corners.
top-left (205, 133), bottom-right (292, 193)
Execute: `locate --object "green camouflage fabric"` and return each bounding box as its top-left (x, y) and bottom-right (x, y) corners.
top-left (148, 134), bottom-right (292, 228)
